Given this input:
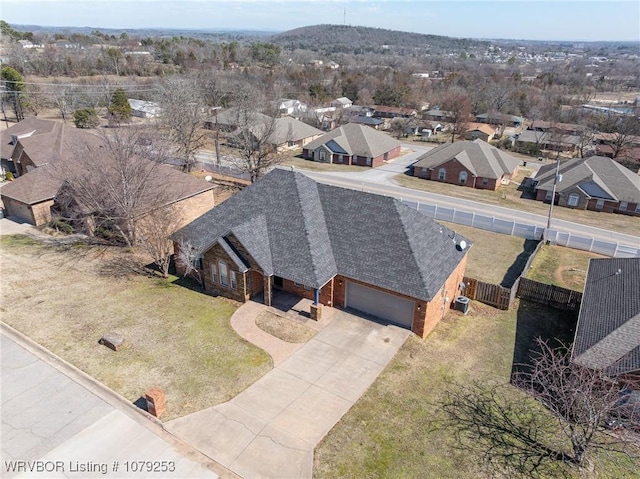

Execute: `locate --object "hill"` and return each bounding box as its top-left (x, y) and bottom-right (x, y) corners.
top-left (270, 24), bottom-right (487, 54)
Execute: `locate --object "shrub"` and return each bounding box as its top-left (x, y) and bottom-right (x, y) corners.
top-left (47, 219), bottom-right (74, 234)
top-left (4, 171), bottom-right (14, 181)
top-left (73, 108), bottom-right (100, 129)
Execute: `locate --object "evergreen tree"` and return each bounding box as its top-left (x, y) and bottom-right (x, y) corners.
top-left (108, 88), bottom-right (132, 124)
top-left (73, 108), bottom-right (100, 129)
top-left (1, 66), bottom-right (26, 121)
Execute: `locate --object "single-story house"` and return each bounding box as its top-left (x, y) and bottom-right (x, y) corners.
top-left (464, 123), bottom-right (497, 142)
top-left (203, 108), bottom-right (272, 132)
top-left (515, 129), bottom-right (580, 154)
top-left (302, 123), bottom-right (401, 167)
top-left (529, 121), bottom-right (584, 136)
top-left (423, 109), bottom-right (455, 122)
top-left (533, 156), bottom-right (640, 215)
top-left (572, 257), bottom-right (640, 387)
top-left (1, 117), bottom-right (62, 176)
top-left (411, 139), bottom-right (521, 190)
top-left (476, 112), bottom-right (524, 127)
top-left (276, 99), bottom-right (307, 118)
top-left (350, 116), bottom-right (385, 129)
top-left (173, 169), bottom-right (471, 337)
top-left (128, 99), bottom-right (160, 118)
top-left (257, 116), bottom-right (324, 150)
top-left (372, 105), bottom-right (417, 119)
top-left (331, 97), bottom-right (353, 109)
top-left (0, 118), bottom-right (216, 227)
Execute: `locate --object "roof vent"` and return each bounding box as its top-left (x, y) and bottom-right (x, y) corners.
top-left (456, 240), bottom-right (467, 251)
top-left (615, 268), bottom-right (622, 275)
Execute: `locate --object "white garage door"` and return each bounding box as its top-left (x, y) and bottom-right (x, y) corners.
top-left (345, 281), bottom-right (414, 329)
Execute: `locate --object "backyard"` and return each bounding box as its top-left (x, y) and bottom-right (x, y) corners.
top-left (0, 235), bottom-right (271, 421)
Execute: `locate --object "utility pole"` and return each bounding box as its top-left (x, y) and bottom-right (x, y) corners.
top-left (544, 156), bottom-right (562, 243)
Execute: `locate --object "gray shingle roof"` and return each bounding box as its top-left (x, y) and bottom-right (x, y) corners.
top-left (303, 123), bottom-right (401, 158)
top-left (572, 258), bottom-right (640, 375)
top-left (1, 117), bottom-right (58, 160)
top-left (535, 156), bottom-right (640, 203)
top-left (413, 139), bottom-right (520, 179)
top-left (174, 169), bottom-right (470, 301)
top-left (258, 116), bottom-right (323, 144)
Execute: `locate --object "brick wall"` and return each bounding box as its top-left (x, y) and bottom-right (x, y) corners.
top-left (202, 243), bottom-right (247, 302)
top-left (281, 278), bottom-right (334, 305)
top-left (2, 197), bottom-right (53, 226)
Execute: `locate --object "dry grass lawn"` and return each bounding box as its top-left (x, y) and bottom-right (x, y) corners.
top-left (314, 300), bottom-right (639, 479)
top-left (255, 311), bottom-right (317, 343)
top-left (440, 221), bottom-right (537, 286)
top-left (525, 244), bottom-right (606, 292)
top-left (0, 235), bottom-right (271, 421)
top-left (280, 154), bottom-right (368, 172)
top-left (394, 172), bottom-right (640, 237)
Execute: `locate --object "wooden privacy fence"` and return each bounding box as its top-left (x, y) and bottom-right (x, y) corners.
top-left (462, 276), bottom-right (582, 311)
top-left (516, 277), bottom-right (582, 310)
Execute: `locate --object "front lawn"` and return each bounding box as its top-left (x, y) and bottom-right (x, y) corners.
top-left (0, 235), bottom-right (271, 421)
top-left (314, 300), bottom-right (638, 479)
top-left (280, 154), bottom-right (370, 172)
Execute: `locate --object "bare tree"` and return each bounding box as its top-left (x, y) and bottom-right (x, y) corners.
top-left (440, 88), bottom-right (471, 143)
top-left (595, 115), bottom-right (640, 159)
top-left (389, 117), bottom-right (415, 139)
top-left (156, 76), bottom-right (208, 173)
top-left (54, 127), bottom-right (175, 248)
top-left (137, 206), bottom-right (183, 278)
top-left (438, 339), bottom-right (639, 478)
top-left (174, 239), bottom-right (204, 287)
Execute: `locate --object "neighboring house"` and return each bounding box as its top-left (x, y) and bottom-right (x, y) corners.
top-left (331, 97), bottom-right (353, 109)
top-left (529, 120), bottom-right (584, 136)
top-left (464, 123), bottom-right (496, 142)
top-left (1, 117), bottom-right (62, 176)
top-left (572, 258), bottom-right (640, 387)
top-left (476, 112), bottom-right (524, 127)
top-left (203, 108), bottom-right (272, 132)
top-left (302, 123), bottom-right (401, 167)
top-left (516, 129), bottom-right (580, 154)
top-left (372, 105), bottom-right (417, 119)
top-left (0, 118), bottom-right (215, 227)
top-left (259, 116), bottom-right (323, 150)
top-left (128, 99), bottom-right (160, 119)
top-left (423, 109), bottom-right (455, 122)
top-left (411, 139), bottom-right (521, 190)
top-left (349, 116), bottom-right (385, 129)
top-left (276, 99), bottom-right (307, 118)
top-left (533, 156), bottom-right (640, 215)
top-left (173, 169), bottom-right (471, 338)
top-left (346, 105), bottom-right (374, 120)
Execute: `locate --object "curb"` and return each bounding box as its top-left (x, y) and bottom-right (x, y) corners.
top-left (1, 321), bottom-right (240, 479)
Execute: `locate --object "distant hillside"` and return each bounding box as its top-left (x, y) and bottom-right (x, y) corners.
top-left (270, 24), bottom-right (487, 54)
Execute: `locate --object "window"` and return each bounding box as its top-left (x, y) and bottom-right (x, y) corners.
top-left (567, 193), bottom-right (580, 207)
top-left (438, 168), bottom-right (446, 180)
top-left (196, 256), bottom-right (204, 270)
top-left (619, 201), bottom-right (628, 211)
top-left (319, 150), bottom-right (325, 162)
top-left (422, 167), bottom-right (428, 176)
top-left (459, 171), bottom-right (468, 184)
top-left (336, 156), bottom-right (343, 163)
top-left (219, 261), bottom-right (228, 287)
top-left (545, 190), bottom-right (553, 201)
top-left (210, 264), bottom-right (217, 284)
top-left (482, 178), bottom-right (489, 185)
top-left (230, 271), bottom-right (237, 290)
top-left (595, 199), bottom-right (604, 210)
top-left (366, 158), bottom-right (372, 166)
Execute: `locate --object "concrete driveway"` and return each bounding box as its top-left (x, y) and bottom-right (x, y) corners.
top-left (166, 312), bottom-right (410, 479)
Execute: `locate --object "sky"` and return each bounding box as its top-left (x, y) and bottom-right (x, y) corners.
top-left (1, 0), bottom-right (638, 42)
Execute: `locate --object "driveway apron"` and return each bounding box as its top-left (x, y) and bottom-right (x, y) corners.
top-left (166, 312), bottom-right (410, 479)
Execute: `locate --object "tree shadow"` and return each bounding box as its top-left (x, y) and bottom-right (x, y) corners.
top-left (500, 239), bottom-right (539, 288)
top-left (511, 300), bottom-right (577, 376)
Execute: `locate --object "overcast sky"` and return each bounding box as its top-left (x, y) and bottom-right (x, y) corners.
top-left (2, 0), bottom-right (638, 42)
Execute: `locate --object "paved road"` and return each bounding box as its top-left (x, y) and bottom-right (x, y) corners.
top-left (296, 170), bottom-right (640, 248)
top-left (1, 327), bottom-right (223, 479)
top-left (166, 312), bottom-right (410, 479)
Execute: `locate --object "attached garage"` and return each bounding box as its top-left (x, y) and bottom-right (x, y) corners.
top-left (345, 281), bottom-right (415, 329)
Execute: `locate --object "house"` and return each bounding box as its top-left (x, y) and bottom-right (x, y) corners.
top-left (515, 129), bottom-right (580, 154)
top-left (302, 123), bottom-right (401, 167)
top-left (128, 99), bottom-right (160, 119)
top-left (350, 116), bottom-right (385, 129)
top-left (173, 169), bottom-right (471, 338)
top-left (411, 139), bottom-right (521, 190)
top-left (1, 117), bottom-right (62, 176)
top-left (572, 258), bottom-right (640, 387)
top-left (423, 109), bottom-right (455, 123)
top-left (331, 97), bottom-right (353, 109)
top-left (529, 120), bottom-right (584, 136)
top-left (372, 105), bottom-right (417, 119)
top-left (0, 119), bottom-right (215, 227)
top-left (464, 123), bottom-right (497, 142)
top-left (259, 116), bottom-right (323, 150)
top-left (203, 108), bottom-right (272, 132)
top-left (533, 156), bottom-right (640, 215)
top-left (276, 99), bottom-right (307, 118)
top-left (476, 112), bottom-right (524, 127)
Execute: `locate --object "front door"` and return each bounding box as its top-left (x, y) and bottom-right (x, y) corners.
top-left (273, 276), bottom-right (284, 288)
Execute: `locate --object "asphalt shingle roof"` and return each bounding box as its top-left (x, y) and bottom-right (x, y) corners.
top-left (534, 156), bottom-right (640, 203)
top-left (174, 169), bottom-right (471, 301)
top-left (572, 258), bottom-right (640, 375)
top-left (1, 117), bottom-right (58, 160)
top-left (413, 139), bottom-right (520, 179)
top-left (303, 123), bottom-right (401, 158)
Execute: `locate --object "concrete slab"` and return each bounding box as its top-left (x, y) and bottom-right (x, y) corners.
top-left (314, 353), bottom-right (387, 402)
top-left (277, 339), bottom-right (343, 383)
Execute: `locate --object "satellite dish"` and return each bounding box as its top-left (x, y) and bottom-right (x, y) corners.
top-left (205, 175), bottom-right (213, 182)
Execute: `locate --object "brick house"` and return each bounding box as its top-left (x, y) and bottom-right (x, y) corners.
top-left (533, 156), bottom-right (640, 216)
top-left (572, 258), bottom-right (640, 389)
top-left (411, 139), bottom-right (521, 190)
top-left (464, 123), bottom-right (496, 142)
top-left (0, 118), bottom-right (215, 227)
top-left (173, 169), bottom-right (471, 338)
top-left (302, 123), bottom-right (401, 167)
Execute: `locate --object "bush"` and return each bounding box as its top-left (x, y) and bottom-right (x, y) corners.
top-left (73, 108), bottom-right (100, 129)
top-left (47, 219), bottom-right (74, 234)
top-left (4, 171), bottom-right (14, 181)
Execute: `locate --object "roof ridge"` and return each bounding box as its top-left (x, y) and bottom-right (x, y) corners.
top-left (574, 313), bottom-right (640, 370)
top-left (393, 201), bottom-right (431, 295)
